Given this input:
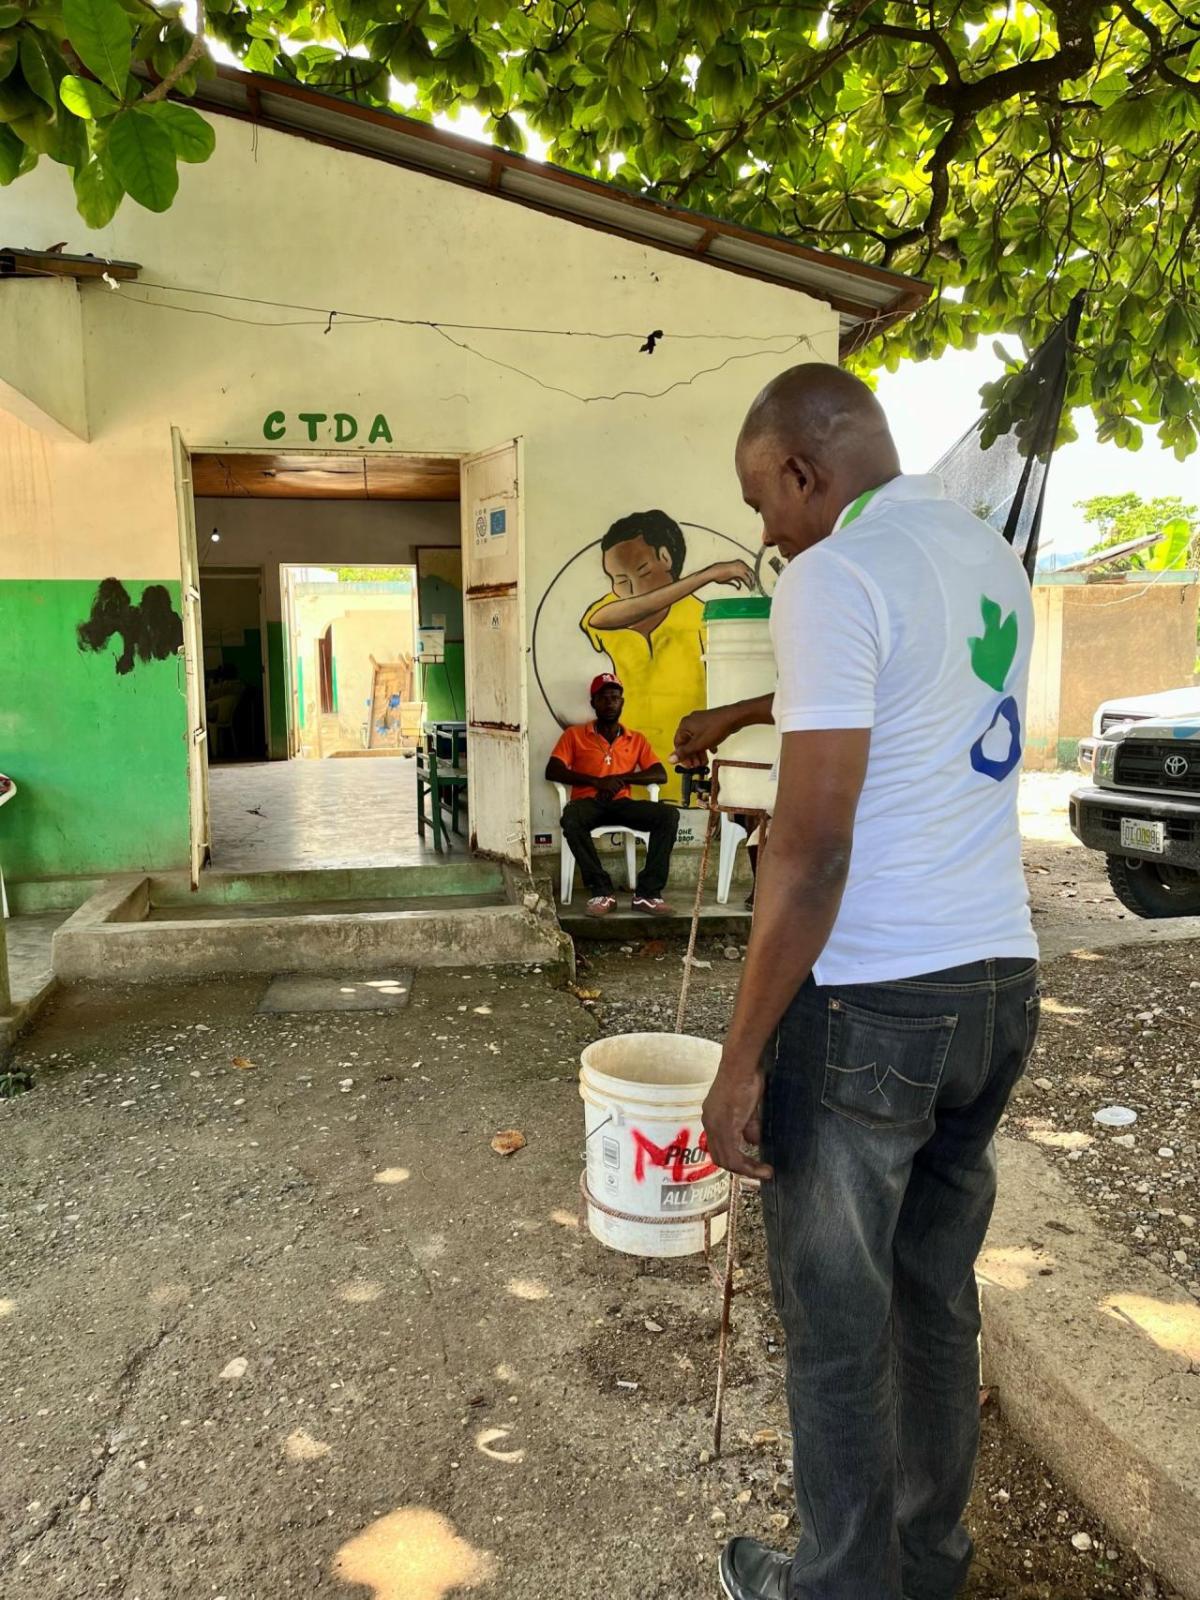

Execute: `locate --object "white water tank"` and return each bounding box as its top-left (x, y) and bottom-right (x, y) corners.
top-left (703, 597), bottom-right (778, 812)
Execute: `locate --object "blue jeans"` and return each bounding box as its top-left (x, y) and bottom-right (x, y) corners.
top-left (761, 958), bottom-right (1041, 1600)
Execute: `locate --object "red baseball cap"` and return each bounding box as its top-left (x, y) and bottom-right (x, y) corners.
top-left (590, 672), bottom-right (623, 696)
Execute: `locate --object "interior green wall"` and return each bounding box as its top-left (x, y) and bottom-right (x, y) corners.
top-left (216, 627), bottom-right (264, 692)
top-left (419, 647), bottom-right (466, 722)
top-left (266, 621), bottom-right (288, 758)
top-left (0, 579), bottom-right (190, 881)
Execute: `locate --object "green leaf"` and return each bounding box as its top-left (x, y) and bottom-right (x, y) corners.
top-left (142, 98), bottom-right (214, 161)
top-left (0, 6), bottom-right (23, 25)
top-left (0, 30), bottom-right (17, 84)
top-left (490, 110), bottom-right (524, 152)
top-left (11, 103), bottom-right (55, 150)
top-left (0, 117), bottom-right (21, 180)
top-left (588, 3), bottom-right (626, 33)
top-left (19, 29), bottom-right (60, 105)
top-left (1143, 516), bottom-right (1195, 572)
top-left (1090, 71), bottom-right (1128, 110)
top-left (48, 104), bottom-right (87, 165)
top-left (106, 105), bottom-right (177, 210)
top-left (0, 74), bottom-right (39, 120)
top-left (1103, 94), bottom-right (1162, 157)
top-left (60, 72), bottom-right (118, 117)
top-left (243, 37), bottom-right (276, 73)
top-left (73, 153), bottom-right (122, 224)
top-left (62, 0), bottom-right (132, 98)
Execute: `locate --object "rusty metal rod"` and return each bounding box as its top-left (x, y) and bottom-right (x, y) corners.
top-left (713, 1174), bottom-right (742, 1458)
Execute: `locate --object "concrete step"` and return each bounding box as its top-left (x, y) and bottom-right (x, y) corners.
top-left (559, 896), bottom-right (752, 942)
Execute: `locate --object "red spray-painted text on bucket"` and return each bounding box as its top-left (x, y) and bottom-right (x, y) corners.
top-left (631, 1127), bottom-right (719, 1184)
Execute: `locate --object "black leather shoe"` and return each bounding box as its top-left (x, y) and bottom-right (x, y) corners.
top-left (718, 1537), bottom-right (793, 1600)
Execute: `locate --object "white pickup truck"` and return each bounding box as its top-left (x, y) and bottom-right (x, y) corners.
top-left (1070, 688), bottom-right (1200, 917)
top-left (1076, 686), bottom-right (1200, 775)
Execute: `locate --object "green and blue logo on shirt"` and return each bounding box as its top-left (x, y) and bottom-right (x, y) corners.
top-left (968, 596), bottom-right (1022, 782)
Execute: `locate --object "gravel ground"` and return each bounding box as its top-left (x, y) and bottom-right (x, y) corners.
top-left (575, 935), bottom-right (1183, 1600)
top-left (1010, 941), bottom-right (1200, 1300)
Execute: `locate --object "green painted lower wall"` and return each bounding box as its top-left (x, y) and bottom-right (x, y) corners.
top-left (0, 579), bottom-right (189, 880)
top-left (266, 622), bottom-right (288, 758)
top-left (419, 646), bottom-right (466, 722)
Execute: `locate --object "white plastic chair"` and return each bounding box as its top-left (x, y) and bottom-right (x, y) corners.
top-left (553, 782), bottom-right (660, 906)
top-left (0, 773), bottom-right (15, 919)
top-left (716, 813), bottom-right (749, 906)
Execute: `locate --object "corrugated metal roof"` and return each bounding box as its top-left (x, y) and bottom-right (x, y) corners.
top-left (192, 67), bottom-right (930, 354)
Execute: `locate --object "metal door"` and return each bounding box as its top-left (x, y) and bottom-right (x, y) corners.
top-left (460, 439), bottom-right (529, 869)
top-left (171, 428), bottom-right (210, 887)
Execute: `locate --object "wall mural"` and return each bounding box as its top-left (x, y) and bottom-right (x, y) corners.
top-left (533, 512), bottom-right (757, 803)
top-left (77, 579), bottom-right (183, 676)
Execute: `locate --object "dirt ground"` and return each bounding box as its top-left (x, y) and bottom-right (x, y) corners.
top-left (580, 937), bottom-right (1182, 1600)
top-left (0, 776), bottom-right (1190, 1600)
top-left (1011, 942), bottom-right (1200, 1299)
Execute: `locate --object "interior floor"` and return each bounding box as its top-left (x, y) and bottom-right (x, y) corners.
top-left (207, 758), bottom-right (452, 873)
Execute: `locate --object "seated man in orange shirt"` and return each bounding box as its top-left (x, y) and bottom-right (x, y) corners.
top-left (546, 673), bottom-right (678, 918)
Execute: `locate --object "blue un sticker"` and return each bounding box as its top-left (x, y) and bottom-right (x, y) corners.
top-left (489, 508), bottom-right (507, 538)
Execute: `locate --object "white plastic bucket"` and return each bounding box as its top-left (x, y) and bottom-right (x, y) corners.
top-left (579, 1032), bottom-right (729, 1257)
top-left (703, 599), bottom-right (778, 811)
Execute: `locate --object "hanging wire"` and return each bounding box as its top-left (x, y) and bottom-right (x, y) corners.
top-left (8, 261), bottom-right (907, 402)
top-left (107, 279), bottom-right (819, 402)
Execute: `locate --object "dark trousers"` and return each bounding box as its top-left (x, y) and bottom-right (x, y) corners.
top-left (560, 797), bottom-right (679, 898)
top-left (762, 957), bottom-right (1041, 1599)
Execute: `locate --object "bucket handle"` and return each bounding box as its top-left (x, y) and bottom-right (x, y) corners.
top-left (584, 1114), bottom-right (614, 1143)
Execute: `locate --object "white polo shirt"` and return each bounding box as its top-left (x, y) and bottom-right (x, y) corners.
top-left (770, 474), bottom-right (1038, 985)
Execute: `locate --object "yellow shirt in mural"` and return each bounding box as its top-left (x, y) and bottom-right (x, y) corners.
top-left (580, 593), bottom-right (706, 804)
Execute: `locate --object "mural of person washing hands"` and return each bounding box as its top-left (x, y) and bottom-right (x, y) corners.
top-left (580, 510), bottom-right (754, 803)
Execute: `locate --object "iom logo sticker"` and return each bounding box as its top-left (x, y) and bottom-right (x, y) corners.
top-left (968, 596), bottom-right (1022, 783)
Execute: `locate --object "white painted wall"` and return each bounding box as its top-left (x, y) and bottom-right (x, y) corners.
top-left (0, 108), bottom-right (839, 843)
top-left (0, 279), bottom-right (89, 442)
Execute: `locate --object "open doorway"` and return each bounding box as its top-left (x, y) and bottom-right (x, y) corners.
top-left (185, 450), bottom-right (461, 874)
top-left (175, 443), bottom-right (529, 880)
top-left (279, 562), bottom-right (419, 759)
top-left (199, 569), bottom-right (269, 764)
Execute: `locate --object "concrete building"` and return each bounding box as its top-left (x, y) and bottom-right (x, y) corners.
top-left (0, 68), bottom-right (925, 905)
top-left (1027, 573), bottom-right (1200, 768)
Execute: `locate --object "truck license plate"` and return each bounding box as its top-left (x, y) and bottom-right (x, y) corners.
top-left (1120, 818), bottom-right (1165, 853)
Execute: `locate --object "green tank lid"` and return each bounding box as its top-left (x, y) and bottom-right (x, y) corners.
top-left (704, 596), bottom-right (773, 621)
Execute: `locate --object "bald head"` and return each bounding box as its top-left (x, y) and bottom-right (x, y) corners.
top-left (736, 364), bottom-right (901, 560)
top-left (740, 364), bottom-right (898, 470)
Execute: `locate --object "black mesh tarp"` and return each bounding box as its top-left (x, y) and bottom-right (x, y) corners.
top-left (929, 296), bottom-right (1083, 582)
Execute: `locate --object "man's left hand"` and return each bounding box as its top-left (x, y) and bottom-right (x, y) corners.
top-left (702, 1061), bottom-right (773, 1181)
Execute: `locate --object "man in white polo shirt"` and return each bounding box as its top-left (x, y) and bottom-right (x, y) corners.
top-left (674, 365), bottom-right (1039, 1600)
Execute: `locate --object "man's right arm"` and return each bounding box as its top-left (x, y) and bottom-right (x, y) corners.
top-left (671, 695), bottom-right (775, 768)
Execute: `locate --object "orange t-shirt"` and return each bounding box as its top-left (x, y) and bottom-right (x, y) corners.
top-left (550, 723), bottom-right (660, 801)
